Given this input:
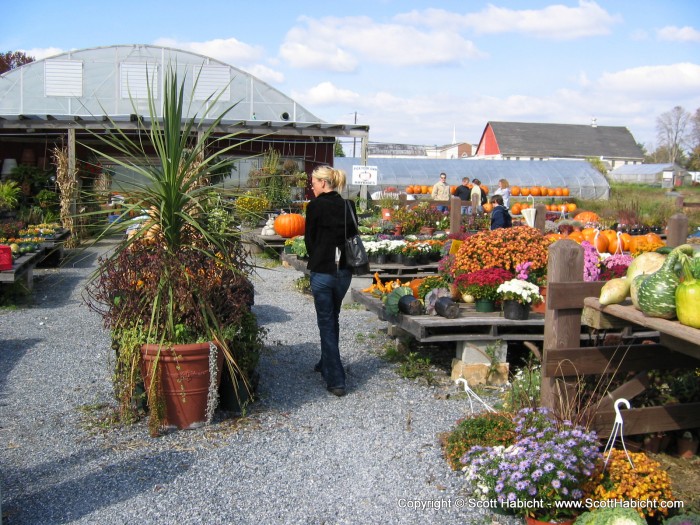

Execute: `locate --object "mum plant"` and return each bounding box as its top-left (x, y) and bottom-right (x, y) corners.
top-left (84, 65), bottom-right (263, 435)
top-left (454, 267), bottom-right (513, 301)
top-left (446, 226), bottom-right (551, 278)
top-left (462, 407), bottom-right (601, 522)
top-left (497, 279), bottom-right (544, 305)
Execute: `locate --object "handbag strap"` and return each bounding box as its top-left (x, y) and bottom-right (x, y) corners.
top-left (344, 199), bottom-right (358, 238)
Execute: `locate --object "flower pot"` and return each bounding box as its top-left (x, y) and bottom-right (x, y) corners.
top-left (525, 516), bottom-right (575, 525)
top-left (381, 208), bottom-right (393, 220)
top-left (403, 256), bottom-right (418, 266)
top-left (531, 286), bottom-right (547, 314)
top-left (677, 436), bottom-right (699, 459)
top-left (503, 300), bottom-right (530, 320)
top-left (475, 298), bottom-right (496, 312)
top-left (375, 253), bottom-right (387, 265)
top-left (140, 342), bottom-right (224, 430)
top-left (419, 226), bottom-right (435, 236)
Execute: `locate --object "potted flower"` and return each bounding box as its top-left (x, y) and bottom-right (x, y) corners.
top-left (462, 407), bottom-right (601, 525)
top-left (497, 278), bottom-right (544, 320)
top-left (84, 66), bottom-right (263, 436)
top-left (454, 268), bottom-right (513, 312)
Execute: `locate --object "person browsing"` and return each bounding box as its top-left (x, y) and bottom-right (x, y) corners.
top-left (490, 194), bottom-right (512, 230)
top-left (453, 177), bottom-right (472, 214)
top-left (304, 166), bottom-right (357, 397)
top-left (431, 172), bottom-right (450, 212)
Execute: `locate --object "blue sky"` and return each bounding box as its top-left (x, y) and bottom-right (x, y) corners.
top-left (3, 1), bottom-right (700, 154)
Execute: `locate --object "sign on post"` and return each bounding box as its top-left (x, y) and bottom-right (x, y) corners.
top-left (351, 165), bottom-right (378, 186)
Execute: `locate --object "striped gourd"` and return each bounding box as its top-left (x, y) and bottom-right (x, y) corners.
top-left (637, 244), bottom-right (694, 319)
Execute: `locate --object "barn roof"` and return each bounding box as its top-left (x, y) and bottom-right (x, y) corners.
top-left (483, 121), bottom-right (643, 160)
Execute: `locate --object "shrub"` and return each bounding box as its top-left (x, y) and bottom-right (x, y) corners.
top-left (441, 411), bottom-right (516, 470)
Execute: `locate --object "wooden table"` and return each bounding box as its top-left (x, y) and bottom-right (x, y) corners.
top-left (0, 251), bottom-right (42, 290)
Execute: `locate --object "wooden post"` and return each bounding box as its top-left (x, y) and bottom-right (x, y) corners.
top-left (449, 195), bottom-right (461, 234)
top-left (666, 213), bottom-right (688, 248)
top-left (534, 203), bottom-right (547, 232)
top-left (542, 240), bottom-right (584, 415)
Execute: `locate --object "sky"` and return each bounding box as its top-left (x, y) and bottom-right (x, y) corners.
top-left (3, 0), bottom-right (700, 155)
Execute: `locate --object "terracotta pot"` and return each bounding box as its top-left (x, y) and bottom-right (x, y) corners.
top-left (531, 286), bottom-right (547, 314)
top-left (677, 436), bottom-right (699, 459)
top-left (141, 341), bottom-right (224, 430)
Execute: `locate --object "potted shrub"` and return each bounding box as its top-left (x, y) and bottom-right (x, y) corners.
top-left (454, 267), bottom-right (513, 311)
top-left (84, 65), bottom-right (264, 436)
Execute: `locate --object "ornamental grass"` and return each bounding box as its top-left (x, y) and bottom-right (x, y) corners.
top-left (446, 226), bottom-right (551, 278)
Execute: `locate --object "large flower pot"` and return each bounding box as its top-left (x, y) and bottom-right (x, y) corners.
top-left (503, 300), bottom-right (530, 320)
top-left (475, 298), bottom-right (496, 312)
top-left (141, 342), bottom-right (224, 430)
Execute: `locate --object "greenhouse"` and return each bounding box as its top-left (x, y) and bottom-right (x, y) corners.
top-left (0, 44), bottom-right (369, 188)
top-left (334, 157), bottom-right (610, 200)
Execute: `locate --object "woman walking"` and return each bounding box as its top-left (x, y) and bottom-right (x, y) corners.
top-left (304, 165), bottom-right (358, 397)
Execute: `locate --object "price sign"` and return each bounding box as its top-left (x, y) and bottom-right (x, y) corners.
top-left (352, 165), bottom-right (378, 185)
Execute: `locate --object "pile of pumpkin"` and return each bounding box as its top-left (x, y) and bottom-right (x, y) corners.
top-left (511, 186), bottom-right (570, 197)
top-left (511, 201), bottom-right (578, 216)
top-left (405, 183), bottom-right (490, 196)
top-left (598, 244), bottom-right (700, 329)
top-left (544, 211), bottom-right (665, 255)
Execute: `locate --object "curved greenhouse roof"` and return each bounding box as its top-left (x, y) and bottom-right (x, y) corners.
top-left (0, 44), bottom-right (368, 142)
top-left (334, 158), bottom-right (610, 199)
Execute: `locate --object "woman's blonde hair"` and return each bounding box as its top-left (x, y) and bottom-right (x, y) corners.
top-left (312, 165), bottom-right (346, 191)
top-left (498, 178), bottom-right (510, 188)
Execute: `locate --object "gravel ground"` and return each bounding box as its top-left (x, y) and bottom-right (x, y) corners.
top-left (0, 239), bottom-right (520, 525)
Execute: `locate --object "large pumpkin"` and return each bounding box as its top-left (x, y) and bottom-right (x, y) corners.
top-left (574, 211), bottom-right (599, 223)
top-left (274, 213), bottom-right (306, 238)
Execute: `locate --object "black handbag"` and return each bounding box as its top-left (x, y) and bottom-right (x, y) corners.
top-left (344, 200), bottom-right (370, 275)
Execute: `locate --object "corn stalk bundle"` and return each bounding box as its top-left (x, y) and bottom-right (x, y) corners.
top-left (52, 146), bottom-right (78, 247)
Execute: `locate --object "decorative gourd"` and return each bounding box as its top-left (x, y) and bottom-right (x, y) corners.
top-left (385, 286), bottom-right (414, 316)
top-left (408, 278), bottom-right (425, 298)
top-left (675, 254), bottom-right (700, 328)
top-left (636, 244), bottom-right (694, 319)
top-left (599, 277), bottom-right (631, 305)
top-left (626, 251), bottom-right (665, 281)
top-left (274, 213), bottom-right (305, 238)
top-left (260, 216), bottom-right (277, 236)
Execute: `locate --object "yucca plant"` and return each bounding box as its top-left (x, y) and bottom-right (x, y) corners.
top-left (84, 64), bottom-right (264, 434)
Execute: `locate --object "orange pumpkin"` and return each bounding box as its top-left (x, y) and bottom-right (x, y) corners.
top-left (450, 185), bottom-right (457, 194)
top-left (592, 231), bottom-right (609, 253)
top-left (554, 187), bottom-right (563, 196)
top-left (511, 186), bottom-right (521, 196)
top-left (406, 185), bottom-right (415, 194)
top-left (274, 213), bottom-right (306, 238)
top-left (645, 232), bottom-right (664, 246)
top-left (511, 203), bottom-right (522, 215)
top-left (567, 231), bottom-right (584, 243)
top-left (547, 188), bottom-right (555, 196)
top-left (566, 203), bottom-right (577, 213)
top-left (481, 185), bottom-right (489, 195)
top-left (562, 188), bottom-right (570, 196)
top-left (421, 185), bottom-right (430, 194)
top-left (574, 211), bottom-right (600, 223)
top-left (545, 233), bottom-right (563, 242)
top-left (520, 187), bottom-right (531, 196)
top-left (530, 186), bottom-right (541, 196)
top-left (601, 229), bottom-right (618, 245)
top-left (581, 228), bottom-right (597, 243)
top-left (409, 278), bottom-right (425, 298)
top-left (482, 202), bottom-right (493, 213)
top-left (619, 232), bottom-right (632, 252)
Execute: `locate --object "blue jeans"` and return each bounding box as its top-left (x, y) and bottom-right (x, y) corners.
top-left (310, 269), bottom-right (353, 389)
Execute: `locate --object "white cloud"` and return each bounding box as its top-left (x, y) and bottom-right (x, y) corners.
top-left (292, 81), bottom-right (360, 106)
top-left (597, 63), bottom-right (700, 97)
top-left (23, 47), bottom-right (65, 60)
top-left (153, 37), bottom-right (264, 65)
top-left (460, 1), bottom-right (621, 39)
top-left (279, 15), bottom-right (483, 71)
top-left (657, 26), bottom-right (700, 42)
top-left (240, 64), bottom-right (284, 84)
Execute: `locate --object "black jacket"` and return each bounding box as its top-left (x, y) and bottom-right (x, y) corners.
top-left (453, 185), bottom-right (471, 202)
top-left (304, 192), bottom-right (359, 274)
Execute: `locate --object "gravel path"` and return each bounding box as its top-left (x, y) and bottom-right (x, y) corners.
top-left (0, 240), bottom-right (518, 525)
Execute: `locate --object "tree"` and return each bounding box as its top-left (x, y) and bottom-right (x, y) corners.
top-left (655, 106), bottom-right (691, 164)
top-left (334, 139), bottom-right (346, 157)
top-left (0, 51), bottom-right (35, 74)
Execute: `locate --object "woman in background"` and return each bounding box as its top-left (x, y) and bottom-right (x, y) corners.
top-left (304, 165), bottom-right (357, 397)
top-left (493, 178), bottom-right (511, 209)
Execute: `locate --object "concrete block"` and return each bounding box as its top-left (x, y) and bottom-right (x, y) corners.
top-left (451, 359), bottom-right (510, 386)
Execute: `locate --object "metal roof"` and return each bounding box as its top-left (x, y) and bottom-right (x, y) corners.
top-left (335, 158), bottom-right (610, 199)
top-left (484, 121), bottom-right (644, 160)
top-left (610, 163), bottom-right (680, 175)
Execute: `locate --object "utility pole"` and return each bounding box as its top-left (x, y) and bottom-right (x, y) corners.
top-left (352, 111), bottom-right (357, 157)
